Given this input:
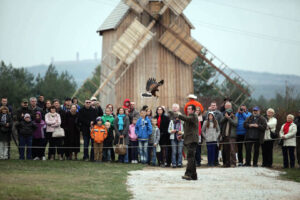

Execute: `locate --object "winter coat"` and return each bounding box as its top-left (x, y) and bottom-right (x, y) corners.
top-left (91, 124), bottom-right (107, 143)
top-left (178, 113), bottom-right (199, 145)
top-left (0, 113), bottom-right (12, 141)
top-left (104, 128), bottom-right (114, 147)
top-left (45, 112), bottom-right (61, 133)
top-left (220, 116), bottom-right (238, 139)
top-left (78, 106), bottom-right (97, 135)
top-left (149, 126), bottom-right (160, 145)
top-left (279, 123), bottom-right (297, 147)
top-left (168, 120), bottom-right (184, 140)
top-left (128, 124), bottom-right (138, 141)
top-left (123, 99), bottom-right (131, 110)
top-left (64, 111), bottom-right (80, 148)
top-left (154, 114), bottom-right (170, 145)
top-left (294, 116), bottom-right (300, 137)
top-left (33, 112), bottom-right (46, 139)
top-left (114, 115), bottom-right (130, 145)
top-left (101, 114), bottom-right (115, 127)
top-left (244, 115), bottom-right (267, 144)
top-left (264, 117), bottom-right (277, 140)
top-left (235, 112), bottom-right (252, 135)
top-left (202, 120), bottom-right (220, 142)
top-left (135, 117), bottom-right (152, 141)
top-left (17, 120), bottom-right (36, 136)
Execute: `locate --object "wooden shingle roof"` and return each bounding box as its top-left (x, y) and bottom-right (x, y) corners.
top-left (97, 0), bottom-right (194, 35)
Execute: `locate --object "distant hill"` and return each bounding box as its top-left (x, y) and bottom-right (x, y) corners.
top-left (24, 60), bottom-right (300, 99)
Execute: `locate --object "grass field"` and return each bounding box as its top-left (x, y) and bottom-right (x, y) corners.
top-left (0, 144), bottom-right (299, 200)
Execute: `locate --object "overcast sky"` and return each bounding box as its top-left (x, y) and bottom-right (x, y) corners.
top-left (0, 0), bottom-right (300, 75)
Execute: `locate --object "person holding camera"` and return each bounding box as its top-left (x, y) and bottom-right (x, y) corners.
top-left (220, 108), bottom-right (238, 167)
top-left (235, 105), bottom-right (251, 166)
top-left (243, 106), bottom-right (267, 167)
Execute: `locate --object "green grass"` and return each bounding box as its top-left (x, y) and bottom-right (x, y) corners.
top-left (0, 160), bottom-right (144, 200)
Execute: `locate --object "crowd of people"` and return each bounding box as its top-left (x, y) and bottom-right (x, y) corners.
top-left (0, 94), bottom-right (299, 176)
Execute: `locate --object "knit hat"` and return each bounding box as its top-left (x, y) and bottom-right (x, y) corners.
top-left (96, 116), bottom-right (102, 122)
top-left (24, 113), bottom-right (31, 120)
top-left (208, 111), bottom-right (215, 117)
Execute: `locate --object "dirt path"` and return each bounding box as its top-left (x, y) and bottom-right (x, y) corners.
top-left (127, 167), bottom-right (300, 200)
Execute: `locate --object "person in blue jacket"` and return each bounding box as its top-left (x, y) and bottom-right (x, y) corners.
top-left (235, 105), bottom-right (251, 166)
top-left (135, 109), bottom-right (152, 164)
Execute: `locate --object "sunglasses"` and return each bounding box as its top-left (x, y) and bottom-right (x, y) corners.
top-left (85, 102), bottom-right (91, 104)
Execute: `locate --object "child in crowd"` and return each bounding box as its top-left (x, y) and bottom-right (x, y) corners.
top-left (102, 107), bottom-right (115, 161)
top-left (32, 111), bottom-right (46, 160)
top-left (148, 118), bottom-right (160, 166)
top-left (91, 117), bottom-right (107, 162)
top-left (202, 112), bottom-right (220, 166)
top-left (0, 106), bottom-right (12, 160)
top-left (17, 113), bottom-right (37, 160)
top-left (136, 109), bottom-right (152, 164)
top-left (103, 121), bottom-right (114, 162)
top-left (129, 117), bottom-right (138, 163)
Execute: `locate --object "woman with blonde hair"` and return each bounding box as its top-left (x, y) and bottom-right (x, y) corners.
top-left (279, 114), bottom-right (297, 168)
top-left (261, 108), bottom-right (277, 168)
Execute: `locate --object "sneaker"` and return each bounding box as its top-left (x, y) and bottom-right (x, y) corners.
top-left (238, 163), bottom-right (243, 167)
top-left (42, 156), bottom-right (46, 161)
top-left (33, 157), bottom-right (40, 160)
top-left (131, 160), bottom-right (135, 164)
top-left (172, 165), bottom-right (176, 168)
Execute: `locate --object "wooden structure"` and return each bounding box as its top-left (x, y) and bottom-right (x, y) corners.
top-left (93, 0), bottom-right (252, 109)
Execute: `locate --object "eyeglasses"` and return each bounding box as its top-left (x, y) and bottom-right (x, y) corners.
top-left (85, 102), bottom-right (91, 104)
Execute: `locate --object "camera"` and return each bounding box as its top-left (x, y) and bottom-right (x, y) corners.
top-left (240, 108), bottom-right (244, 112)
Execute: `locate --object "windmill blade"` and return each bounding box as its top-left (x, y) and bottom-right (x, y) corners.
top-left (161, 0), bottom-right (192, 16)
top-left (123, 0), bottom-right (144, 14)
top-left (111, 18), bottom-right (155, 65)
top-left (159, 24), bottom-right (202, 65)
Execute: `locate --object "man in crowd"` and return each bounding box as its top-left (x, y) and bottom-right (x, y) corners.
top-left (0, 97), bottom-right (13, 113)
top-left (294, 110), bottom-right (300, 167)
top-left (91, 97), bottom-right (103, 117)
top-left (129, 101), bottom-right (139, 124)
top-left (29, 97), bottom-right (43, 120)
top-left (16, 99), bottom-right (32, 122)
top-left (78, 99), bottom-right (98, 161)
top-left (62, 97), bottom-right (72, 112)
top-left (37, 95), bottom-right (45, 109)
top-left (243, 106), bottom-right (267, 167)
top-left (174, 105), bottom-right (199, 180)
top-left (235, 105), bottom-right (251, 166)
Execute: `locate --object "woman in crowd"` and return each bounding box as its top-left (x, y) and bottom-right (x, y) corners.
top-left (44, 100), bottom-right (52, 114)
top-left (114, 107), bottom-right (130, 163)
top-left (64, 104), bottom-right (80, 160)
top-left (45, 106), bottom-right (64, 160)
top-left (261, 108), bottom-right (277, 168)
top-left (279, 114), bottom-right (297, 168)
top-left (154, 106), bottom-right (170, 167)
top-left (0, 106), bottom-right (12, 160)
top-left (202, 112), bottom-right (220, 166)
top-left (146, 108), bottom-right (153, 121)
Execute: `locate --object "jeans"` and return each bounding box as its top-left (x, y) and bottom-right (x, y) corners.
top-left (103, 148), bottom-right (112, 161)
top-left (236, 135), bottom-right (245, 164)
top-left (130, 140), bottom-right (138, 161)
top-left (171, 139), bottom-right (183, 166)
top-left (83, 134), bottom-right (94, 161)
top-left (195, 143), bottom-right (202, 165)
top-left (147, 143), bottom-right (157, 165)
top-left (206, 141), bottom-right (216, 166)
top-left (282, 146), bottom-right (295, 168)
top-left (139, 140), bottom-right (148, 164)
top-left (118, 146), bottom-right (129, 163)
top-left (19, 135), bottom-right (32, 160)
top-left (0, 141), bottom-right (9, 159)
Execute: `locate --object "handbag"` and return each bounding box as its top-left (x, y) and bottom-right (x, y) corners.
top-left (52, 127), bottom-right (65, 138)
top-left (270, 130), bottom-right (278, 139)
top-left (115, 138), bottom-right (127, 155)
top-left (156, 144), bottom-right (161, 153)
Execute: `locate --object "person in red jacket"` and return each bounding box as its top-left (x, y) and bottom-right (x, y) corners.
top-left (91, 117), bottom-right (108, 162)
top-left (184, 94), bottom-right (204, 115)
top-left (123, 99), bottom-right (131, 111)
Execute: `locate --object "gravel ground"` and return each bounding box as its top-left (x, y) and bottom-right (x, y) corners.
top-left (127, 167), bottom-right (300, 200)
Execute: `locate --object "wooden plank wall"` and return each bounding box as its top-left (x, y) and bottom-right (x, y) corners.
top-left (101, 1), bottom-right (193, 111)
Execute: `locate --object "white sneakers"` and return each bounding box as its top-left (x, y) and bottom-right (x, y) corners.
top-left (33, 157), bottom-right (40, 160)
top-left (131, 160), bottom-right (138, 164)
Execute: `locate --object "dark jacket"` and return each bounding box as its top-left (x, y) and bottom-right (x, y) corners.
top-left (78, 106), bottom-right (97, 135)
top-left (154, 113), bottom-right (170, 145)
top-left (15, 107), bottom-right (33, 122)
top-left (114, 115), bottom-right (130, 145)
top-left (178, 113), bottom-right (199, 145)
top-left (294, 116), bottom-right (300, 136)
top-left (0, 113), bottom-right (12, 141)
top-left (17, 120), bottom-right (36, 136)
top-left (64, 111), bottom-right (80, 149)
top-left (220, 115), bottom-right (238, 139)
top-left (104, 128), bottom-right (114, 147)
top-left (244, 115), bottom-right (267, 144)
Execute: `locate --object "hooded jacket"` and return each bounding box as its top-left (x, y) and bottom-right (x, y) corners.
top-left (123, 99), bottom-right (131, 110)
top-left (33, 111), bottom-right (46, 139)
top-left (135, 117), bottom-right (152, 141)
top-left (91, 124), bottom-right (107, 143)
top-left (235, 111), bottom-right (252, 135)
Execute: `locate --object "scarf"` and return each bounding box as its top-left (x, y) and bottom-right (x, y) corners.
top-left (1, 114), bottom-right (7, 124)
top-left (283, 122), bottom-right (292, 135)
top-left (118, 114), bottom-right (125, 131)
top-left (157, 115), bottom-right (162, 129)
top-left (174, 119), bottom-right (182, 141)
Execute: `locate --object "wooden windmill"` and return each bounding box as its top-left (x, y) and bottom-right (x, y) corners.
top-left (93, 0), bottom-right (252, 109)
